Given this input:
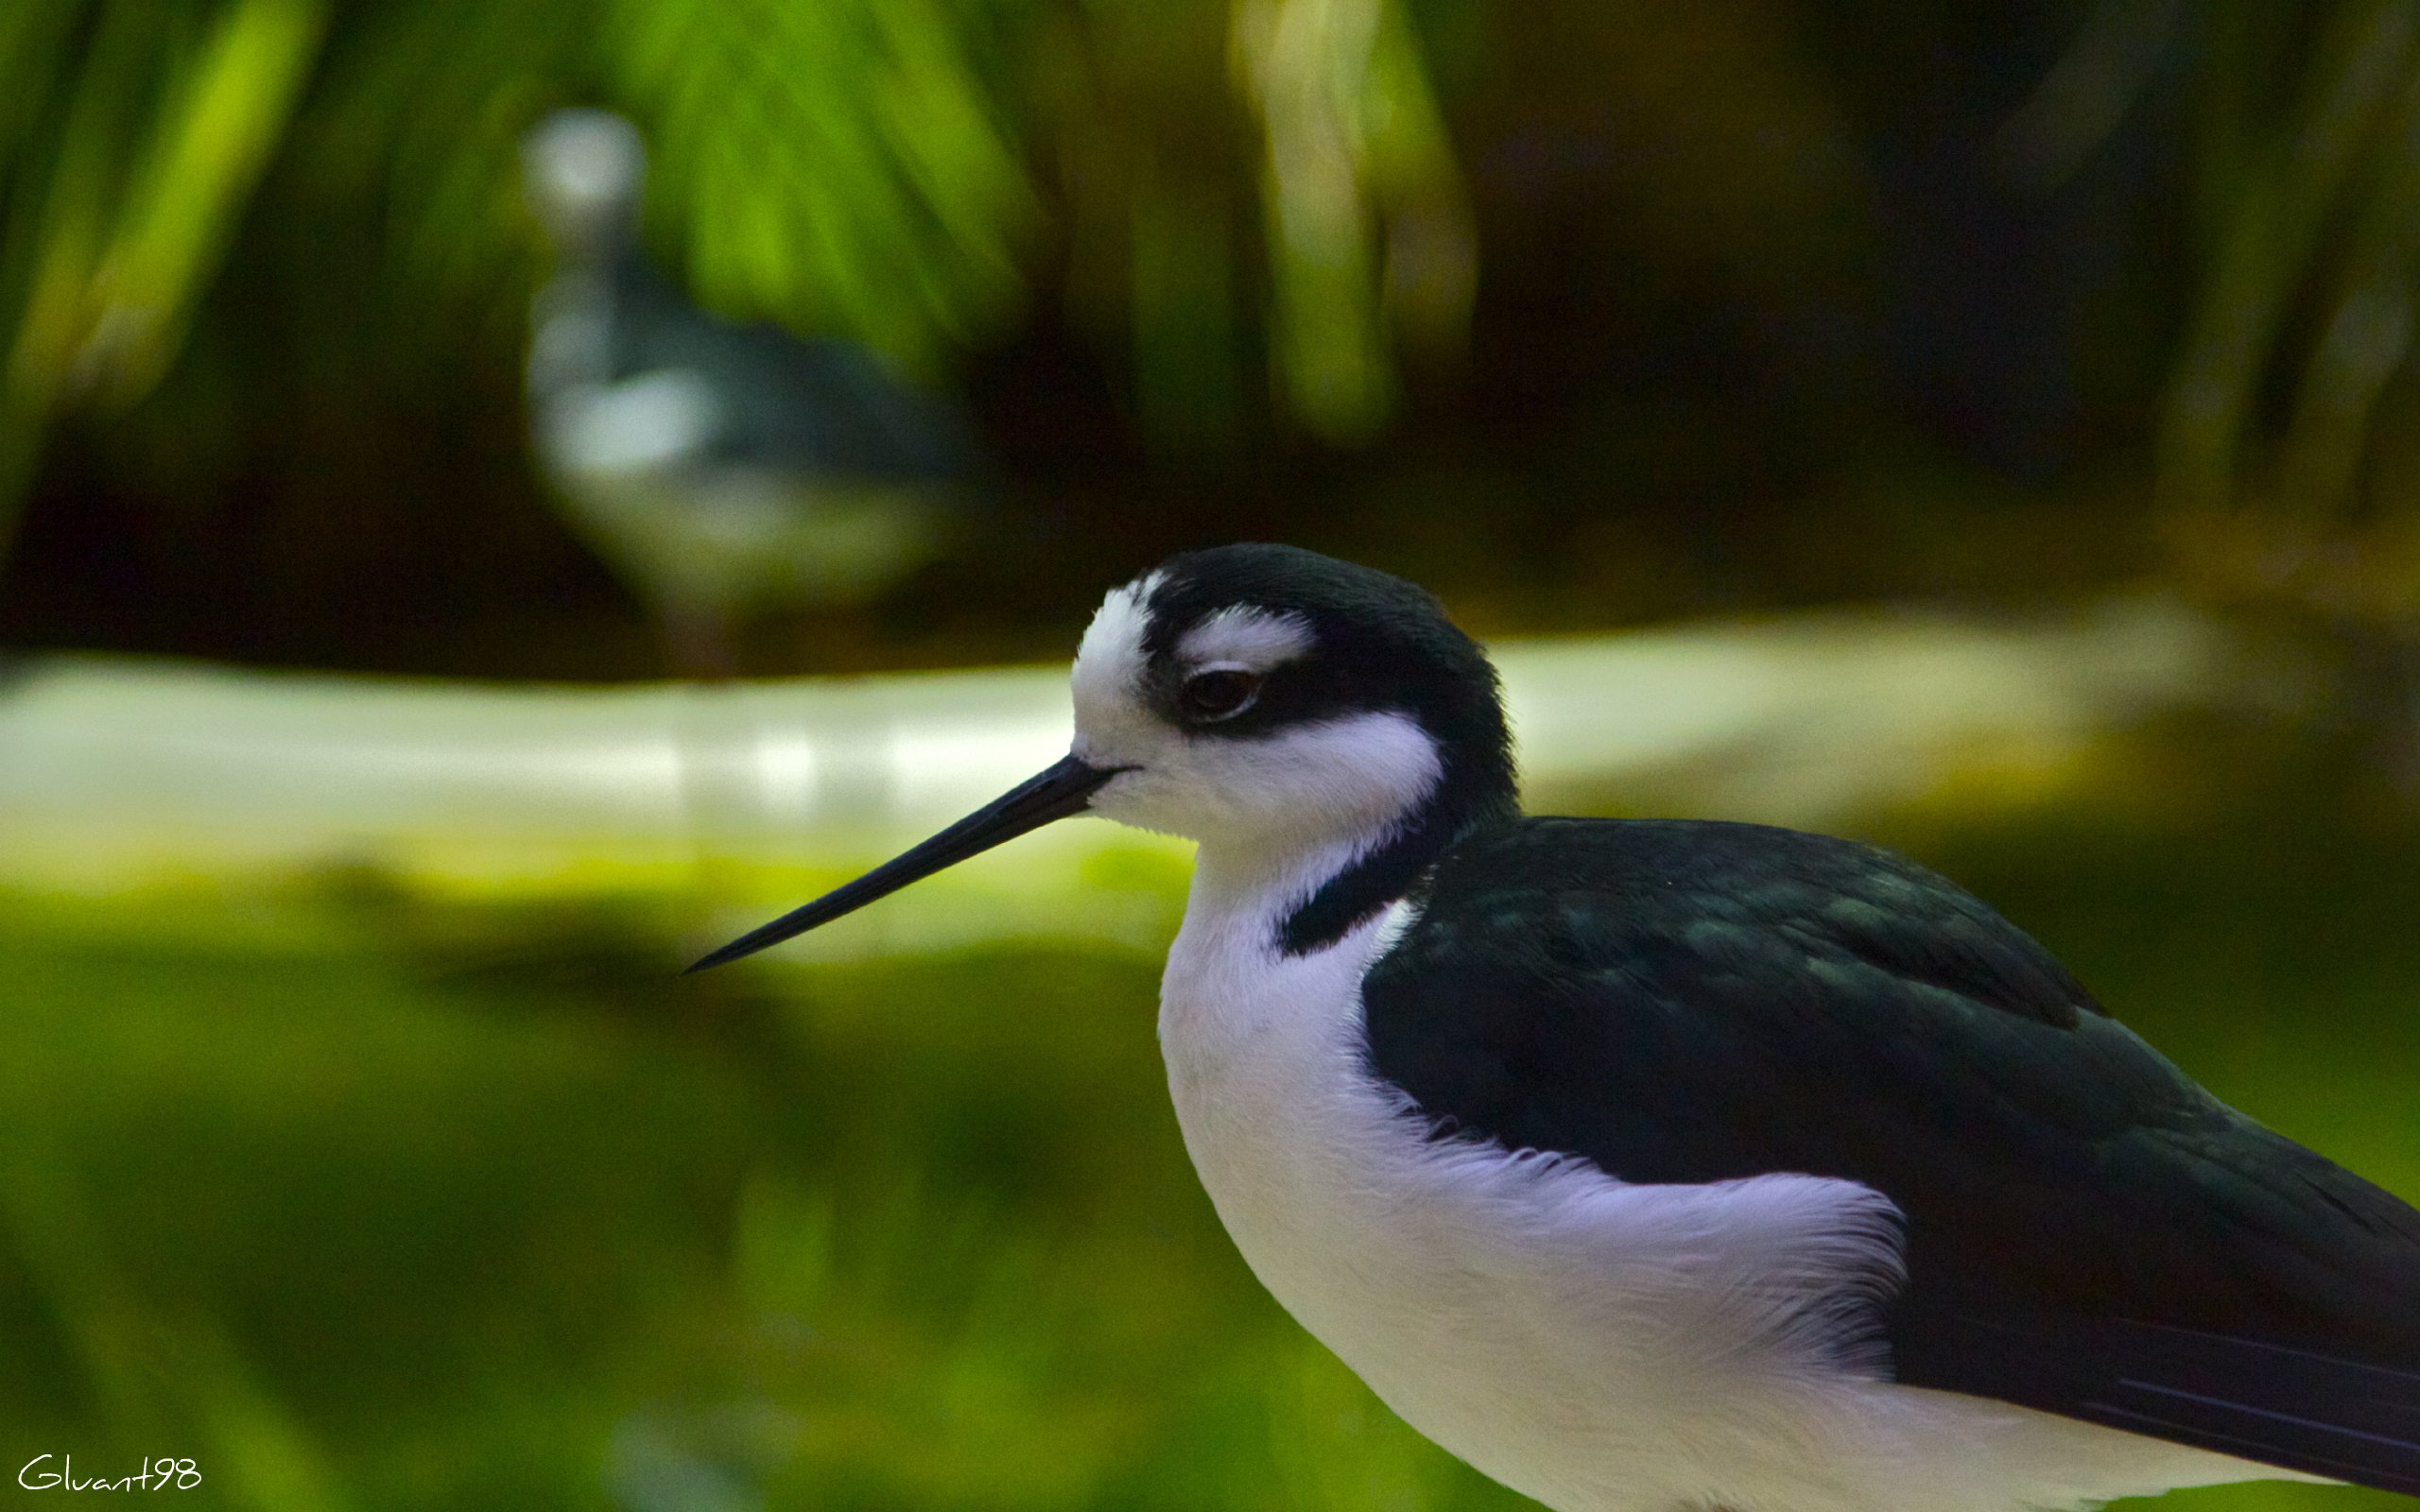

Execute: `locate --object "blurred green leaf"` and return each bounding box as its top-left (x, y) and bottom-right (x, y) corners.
top-left (2158, 0), bottom-right (2420, 521)
top-left (1236, 0), bottom-right (1471, 442)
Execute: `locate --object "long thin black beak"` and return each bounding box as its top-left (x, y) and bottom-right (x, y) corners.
top-left (684, 754), bottom-right (1124, 973)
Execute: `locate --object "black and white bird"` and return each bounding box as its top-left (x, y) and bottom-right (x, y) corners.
top-left (691, 544), bottom-right (2420, 1511)
top-left (520, 109), bottom-right (977, 676)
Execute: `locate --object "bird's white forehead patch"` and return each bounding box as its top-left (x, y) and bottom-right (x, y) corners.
top-left (1073, 572), bottom-right (1158, 681)
top-left (1070, 572), bottom-right (1162, 749)
top-left (1176, 606), bottom-right (1314, 670)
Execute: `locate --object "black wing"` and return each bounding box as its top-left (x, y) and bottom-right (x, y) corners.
top-left (610, 259), bottom-right (978, 481)
top-left (1362, 816), bottom-right (2420, 1493)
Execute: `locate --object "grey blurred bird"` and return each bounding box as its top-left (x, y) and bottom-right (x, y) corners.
top-left (520, 109), bottom-right (979, 676)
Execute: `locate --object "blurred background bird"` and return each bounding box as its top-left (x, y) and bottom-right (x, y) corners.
top-left (519, 108), bottom-right (981, 679)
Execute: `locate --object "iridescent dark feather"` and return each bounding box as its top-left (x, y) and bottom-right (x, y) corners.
top-left (1364, 817), bottom-right (2420, 1494)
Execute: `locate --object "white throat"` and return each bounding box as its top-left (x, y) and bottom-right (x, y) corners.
top-left (1158, 828), bottom-right (1392, 1058)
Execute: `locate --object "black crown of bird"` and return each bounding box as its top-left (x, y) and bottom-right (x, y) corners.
top-left (694, 543), bottom-right (2420, 1511)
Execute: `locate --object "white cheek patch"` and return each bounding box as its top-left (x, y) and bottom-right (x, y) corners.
top-left (1177, 606), bottom-right (1314, 672)
top-left (1214, 709), bottom-right (1443, 841)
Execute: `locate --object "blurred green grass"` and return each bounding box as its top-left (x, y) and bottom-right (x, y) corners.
top-left (2, 752), bottom-right (2417, 1510)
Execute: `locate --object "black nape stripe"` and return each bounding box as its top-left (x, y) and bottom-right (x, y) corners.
top-left (1277, 754), bottom-right (1516, 954)
top-left (1279, 827), bottom-right (1432, 954)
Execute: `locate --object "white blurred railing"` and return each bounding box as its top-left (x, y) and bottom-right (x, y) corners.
top-left (0, 595), bottom-right (2267, 953)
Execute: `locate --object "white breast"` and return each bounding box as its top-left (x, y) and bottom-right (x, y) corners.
top-left (1154, 870), bottom-right (2282, 1512)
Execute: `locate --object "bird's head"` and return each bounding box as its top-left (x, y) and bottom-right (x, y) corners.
top-left (690, 544), bottom-right (1514, 970)
top-left (1067, 543), bottom-right (1512, 848)
top-left (521, 109), bottom-right (647, 254)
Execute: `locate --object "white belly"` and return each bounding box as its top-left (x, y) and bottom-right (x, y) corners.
top-left (1156, 903), bottom-right (2279, 1512)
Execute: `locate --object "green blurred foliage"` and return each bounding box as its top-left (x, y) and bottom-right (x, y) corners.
top-left (2154, 0), bottom-right (2420, 622)
top-left (2, 730), bottom-right (2417, 1508)
top-left (22, 0), bottom-right (2420, 678)
top-left (1, 0), bottom-right (322, 515)
top-left (0, 0), bottom-right (1518, 675)
top-left (0, 0), bottom-right (1468, 535)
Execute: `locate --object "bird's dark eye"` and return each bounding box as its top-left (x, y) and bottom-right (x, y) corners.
top-left (1179, 668), bottom-right (1264, 723)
